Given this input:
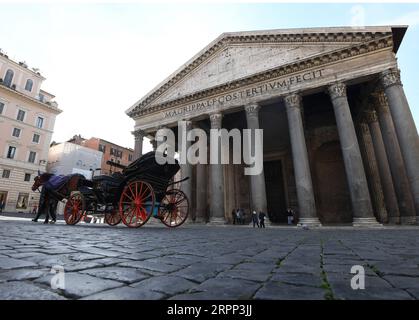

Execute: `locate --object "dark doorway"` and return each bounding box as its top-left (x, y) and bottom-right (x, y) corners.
top-left (313, 141), bottom-right (352, 224)
top-left (264, 160), bottom-right (287, 223)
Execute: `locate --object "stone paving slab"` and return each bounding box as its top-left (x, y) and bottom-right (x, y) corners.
top-left (270, 272), bottom-right (323, 287)
top-left (0, 268), bottom-right (48, 283)
top-left (215, 268), bottom-right (272, 283)
top-left (0, 257), bottom-right (37, 269)
top-left (131, 275), bottom-right (197, 296)
top-left (254, 281), bottom-right (325, 300)
top-left (0, 219), bottom-right (418, 300)
top-left (189, 277), bottom-right (261, 299)
top-left (0, 281), bottom-right (66, 300)
top-left (329, 280), bottom-right (414, 300)
top-left (82, 286), bottom-right (166, 300)
top-left (35, 273), bottom-right (124, 298)
top-left (80, 267), bottom-right (150, 284)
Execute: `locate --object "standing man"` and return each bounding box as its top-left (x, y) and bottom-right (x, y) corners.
top-left (286, 207), bottom-right (295, 225)
top-left (0, 199), bottom-right (4, 213)
top-left (236, 209), bottom-right (241, 225)
top-left (231, 208), bottom-right (237, 224)
top-left (252, 210), bottom-right (259, 228)
top-left (259, 211), bottom-right (266, 228)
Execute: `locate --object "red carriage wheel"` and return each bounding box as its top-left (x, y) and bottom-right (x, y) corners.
top-left (64, 193), bottom-right (85, 225)
top-left (159, 189), bottom-right (189, 228)
top-left (119, 180), bottom-right (155, 228)
top-left (104, 208), bottom-right (122, 226)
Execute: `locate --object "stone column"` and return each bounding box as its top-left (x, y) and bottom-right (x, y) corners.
top-left (366, 106), bottom-right (401, 224)
top-left (178, 120), bottom-right (194, 222)
top-left (195, 162), bottom-right (207, 223)
top-left (327, 83), bottom-right (379, 226)
top-left (373, 89), bottom-right (416, 224)
top-left (284, 94), bottom-right (321, 226)
top-left (380, 68), bottom-right (419, 223)
top-left (208, 113), bottom-right (225, 224)
top-left (357, 111), bottom-right (388, 223)
top-left (244, 103), bottom-right (270, 223)
top-left (132, 129), bottom-right (145, 160)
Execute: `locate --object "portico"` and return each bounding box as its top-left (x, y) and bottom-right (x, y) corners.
top-left (127, 26), bottom-right (419, 226)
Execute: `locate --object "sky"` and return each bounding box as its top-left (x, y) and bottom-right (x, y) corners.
top-left (1, 2), bottom-right (418, 152)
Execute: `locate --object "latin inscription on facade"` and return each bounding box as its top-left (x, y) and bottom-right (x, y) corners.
top-left (164, 68), bottom-right (325, 118)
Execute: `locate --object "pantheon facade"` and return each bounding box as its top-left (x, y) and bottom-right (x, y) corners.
top-left (126, 26), bottom-right (419, 226)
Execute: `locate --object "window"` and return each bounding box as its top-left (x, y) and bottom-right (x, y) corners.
top-left (32, 134), bottom-right (40, 143)
top-left (111, 148), bottom-right (122, 158)
top-left (98, 144), bottom-right (106, 153)
top-left (38, 93), bottom-right (45, 102)
top-left (17, 110), bottom-right (25, 122)
top-left (28, 151), bottom-right (36, 163)
top-left (25, 79), bottom-right (33, 92)
top-left (24, 173), bottom-right (31, 182)
top-left (0, 102), bottom-right (4, 114)
top-left (2, 169), bottom-right (10, 178)
top-left (16, 193), bottom-right (29, 210)
top-left (4, 69), bottom-right (14, 87)
top-left (12, 128), bottom-right (21, 138)
top-left (128, 154), bottom-right (133, 161)
top-left (36, 117), bottom-right (44, 128)
top-left (7, 146), bottom-right (16, 159)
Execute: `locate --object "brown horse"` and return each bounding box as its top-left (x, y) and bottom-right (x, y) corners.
top-left (31, 172), bottom-right (90, 224)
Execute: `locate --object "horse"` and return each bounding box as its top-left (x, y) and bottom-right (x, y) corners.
top-left (31, 172), bottom-right (90, 224)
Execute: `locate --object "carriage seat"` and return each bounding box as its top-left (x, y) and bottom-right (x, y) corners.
top-left (92, 173), bottom-right (124, 191)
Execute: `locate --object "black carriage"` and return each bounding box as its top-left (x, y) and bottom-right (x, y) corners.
top-left (63, 151), bottom-right (189, 228)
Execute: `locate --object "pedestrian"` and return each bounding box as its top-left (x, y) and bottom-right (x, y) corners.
top-left (31, 204), bottom-right (38, 215)
top-left (236, 209), bottom-right (242, 225)
top-left (252, 210), bottom-right (259, 228)
top-left (241, 209), bottom-right (246, 224)
top-left (286, 207), bottom-right (294, 225)
top-left (0, 199), bottom-right (4, 213)
top-left (259, 211), bottom-right (266, 228)
top-left (231, 208), bottom-right (236, 224)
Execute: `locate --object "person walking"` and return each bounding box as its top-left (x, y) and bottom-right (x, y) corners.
top-left (231, 208), bottom-right (236, 225)
top-left (258, 211), bottom-right (266, 228)
top-left (0, 199), bottom-right (4, 213)
top-left (286, 207), bottom-right (294, 225)
top-left (241, 209), bottom-right (246, 225)
top-left (252, 210), bottom-right (259, 228)
top-left (236, 209), bottom-right (242, 225)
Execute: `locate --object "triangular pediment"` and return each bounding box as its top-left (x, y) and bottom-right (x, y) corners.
top-left (127, 26), bottom-right (403, 117)
top-left (152, 42), bottom-right (352, 105)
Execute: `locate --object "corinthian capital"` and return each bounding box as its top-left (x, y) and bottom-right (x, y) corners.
top-left (328, 82), bottom-right (347, 100)
top-left (132, 129), bottom-right (146, 141)
top-left (209, 113), bottom-right (223, 129)
top-left (380, 68), bottom-right (402, 89)
top-left (284, 93), bottom-right (302, 110)
top-left (244, 103), bottom-right (260, 117)
top-left (361, 110), bottom-right (378, 124)
top-left (371, 90), bottom-right (390, 114)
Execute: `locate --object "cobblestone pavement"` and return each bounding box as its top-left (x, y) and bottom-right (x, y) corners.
top-left (0, 218), bottom-right (418, 300)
